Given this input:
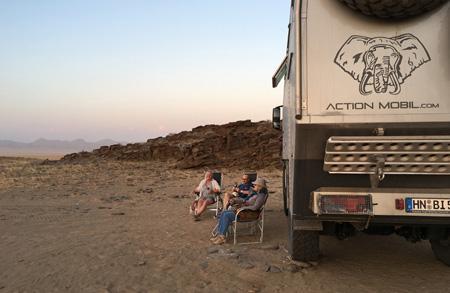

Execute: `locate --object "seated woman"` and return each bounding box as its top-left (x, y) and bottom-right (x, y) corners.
top-left (210, 178), bottom-right (268, 245)
top-left (190, 170), bottom-right (220, 220)
top-left (222, 173), bottom-right (253, 210)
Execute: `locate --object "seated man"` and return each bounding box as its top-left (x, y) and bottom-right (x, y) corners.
top-left (190, 170), bottom-right (220, 220)
top-left (210, 177), bottom-right (268, 245)
top-left (222, 174), bottom-right (253, 210)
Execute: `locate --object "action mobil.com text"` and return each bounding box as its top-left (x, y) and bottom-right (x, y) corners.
top-left (326, 101), bottom-right (440, 111)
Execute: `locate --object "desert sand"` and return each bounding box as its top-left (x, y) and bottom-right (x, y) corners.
top-left (1, 157), bottom-right (449, 292)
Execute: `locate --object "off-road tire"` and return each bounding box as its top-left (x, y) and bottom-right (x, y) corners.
top-left (288, 218), bottom-right (320, 261)
top-left (339, 0), bottom-right (447, 19)
top-left (430, 239), bottom-right (450, 266)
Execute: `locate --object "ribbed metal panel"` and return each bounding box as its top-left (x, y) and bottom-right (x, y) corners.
top-left (324, 136), bottom-right (450, 175)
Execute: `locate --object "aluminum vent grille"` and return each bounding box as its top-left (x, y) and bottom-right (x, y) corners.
top-left (324, 136), bottom-right (450, 175)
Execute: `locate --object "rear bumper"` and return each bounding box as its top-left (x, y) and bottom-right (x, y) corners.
top-left (310, 187), bottom-right (450, 224)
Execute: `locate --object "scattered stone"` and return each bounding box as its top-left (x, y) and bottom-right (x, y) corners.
top-left (290, 260), bottom-right (311, 268)
top-left (309, 261), bottom-right (319, 266)
top-left (102, 195), bottom-right (129, 203)
top-left (238, 260), bottom-right (255, 269)
top-left (207, 246), bottom-right (220, 254)
top-left (265, 265), bottom-right (281, 273)
top-left (260, 243), bottom-right (279, 250)
top-left (197, 281), bottom-right (209, 289)
top-left (209, 249), bottom-right (239, 259)
top-left (287, 256), bottom-right (311, 269)
top-left (247, 285), bottom-right (260, 293)
top-left (136, 260), bottom-right (146, 266)
top-left (199, 261), bottom-right (208, 270)
top-left (111, 212), bottom-right (125, 216)
top-left (218, 248), bottom-right (234, 254)
top-left (283, 263), bottom-right (300, 273)
top-left (141, 187), bottom-right (153, 193)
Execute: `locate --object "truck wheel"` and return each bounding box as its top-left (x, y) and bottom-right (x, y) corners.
top-left (339, 0), bottom-right (447, 18)
top-left (288, 218), bottom-right (320, 261)
top-left (430, 238), bottom-right (450, 266)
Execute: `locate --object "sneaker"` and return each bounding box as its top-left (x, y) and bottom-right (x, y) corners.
top-left (213, 235), bottom-right (226, 245)
top-left (193, 211), bottom-right (201, 221)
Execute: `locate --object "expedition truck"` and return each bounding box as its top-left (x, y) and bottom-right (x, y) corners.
top-left (272, 0), bottom-right (450, 265)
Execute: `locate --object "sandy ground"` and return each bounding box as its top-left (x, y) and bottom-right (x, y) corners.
top-left (0, 157), bottom-right (449, 292)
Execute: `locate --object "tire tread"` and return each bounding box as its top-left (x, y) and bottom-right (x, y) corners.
top-left (291, 230), bottom-right (320, 261)
top-left (339, 0), bottom-right (447, 19)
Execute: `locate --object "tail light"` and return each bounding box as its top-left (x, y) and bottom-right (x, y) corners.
top-left (319, 195), bottom-right (372, 215)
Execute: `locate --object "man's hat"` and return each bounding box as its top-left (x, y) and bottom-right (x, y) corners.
top-left (252, 178), bottom-right (267, 187)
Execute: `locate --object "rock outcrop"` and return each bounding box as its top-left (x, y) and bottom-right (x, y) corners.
top-left (60, 120), bottom-right (282, 169)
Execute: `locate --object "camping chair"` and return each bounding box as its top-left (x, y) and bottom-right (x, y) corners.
top-left (208, 171), bottom-right (223, 216)
top-left (231, 191), bottom-right (269, 245)
top-left (245, 171), bottom-right (257, 185)
top-left (191, 171), bottom-right (223, 217)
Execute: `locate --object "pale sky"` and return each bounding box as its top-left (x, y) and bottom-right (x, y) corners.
top-left (0, 0), bottom-right (287, 142)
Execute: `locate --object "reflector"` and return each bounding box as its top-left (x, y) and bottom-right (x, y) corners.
top-left (395, 198), bottom-right (405, 210)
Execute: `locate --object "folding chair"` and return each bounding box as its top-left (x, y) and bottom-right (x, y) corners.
top-left (208, 171), bottom-right (223, 216)
top-left (231, 191), bottom-right (269, 245)
top-left (245, 171), bottom-right (257, 184)
top-left (190, 171), bottom-right (223, 217)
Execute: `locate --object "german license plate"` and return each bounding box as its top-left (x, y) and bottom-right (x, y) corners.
top-left (405, 198), bottom-right (450, 214)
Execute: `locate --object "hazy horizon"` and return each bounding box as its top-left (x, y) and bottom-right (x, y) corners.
top-left (0, 1), bottom-right (287, 142)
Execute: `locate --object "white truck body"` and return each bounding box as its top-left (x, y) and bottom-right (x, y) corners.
top-left (273, 0), bottom-right (450, 264)
top-left (301, 1), bottom-right (449, 124)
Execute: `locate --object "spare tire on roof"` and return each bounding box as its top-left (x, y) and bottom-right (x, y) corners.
top-left (339, 0), bottom-right (448, 19)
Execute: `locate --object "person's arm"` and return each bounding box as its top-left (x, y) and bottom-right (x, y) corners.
top-left (239, 185), bottom-right (253, 197)
top-left (212, 179), bottom-right (220, 193)
top-left (240, 193), bottom-right (267, 211)
top-left (237, 184), bottom-right (250, 195)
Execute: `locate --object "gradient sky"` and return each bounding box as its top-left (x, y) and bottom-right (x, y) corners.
top-left (0, 0), bottom-right (288, 142)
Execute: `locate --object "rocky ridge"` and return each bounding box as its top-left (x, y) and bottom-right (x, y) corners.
top-left (60, 120), bottom-right (282, 169)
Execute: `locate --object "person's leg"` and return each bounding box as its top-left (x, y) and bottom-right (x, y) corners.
top-left (194, 199), bottom-right (204, 215)
top-left (213, 211), bottom-right (235, 244)
top-left (218, 211), bottom-right (235, 235)
top-left (196, 198), bottom-right (214, 216)
top-left (190, 199), bottom-right (198, 214)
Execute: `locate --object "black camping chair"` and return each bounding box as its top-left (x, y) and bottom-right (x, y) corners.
top-left (209, 171), bottom-right (223, 216)
top-left (245, 171), bottom-right (257, 186)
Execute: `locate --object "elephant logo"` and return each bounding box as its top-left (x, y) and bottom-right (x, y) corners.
top-left (334, 34), bottom-right (431, 95)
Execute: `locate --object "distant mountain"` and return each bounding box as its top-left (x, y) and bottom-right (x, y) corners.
top-left (0, 138), bottom-right (123, 158)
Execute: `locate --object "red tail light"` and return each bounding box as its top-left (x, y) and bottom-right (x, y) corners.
top-left (319, 195), bottom-right (372, 215)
